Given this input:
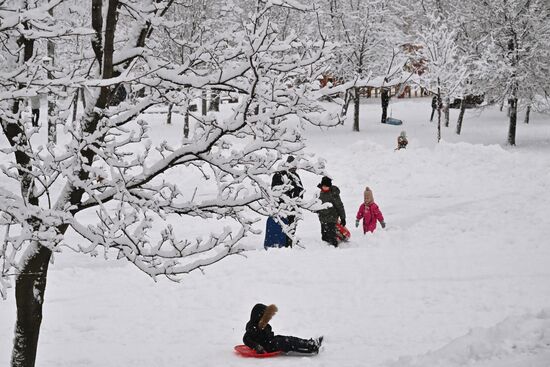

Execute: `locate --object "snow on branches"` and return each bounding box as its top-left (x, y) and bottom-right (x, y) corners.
top-left (0, 0), bottom-right (333, 298)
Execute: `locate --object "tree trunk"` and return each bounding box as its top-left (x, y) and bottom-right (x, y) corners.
top-left (80, 87), bottom-right (87, 108)
top-left (201, 90), bottom-right (207, 116)
top-left (91, 0), bottom-right (103, 73)
top-left (167, 103), bottom-right (173, 124)
top-left (11, 2), bottom-right (119, 366)
top-left (437, 103), bottom-right (442, 142)
top-left (6, 30), bottom-right (45, 366)
top-left (456, 98), bottom-right (466, 135)
top-left (11, 245), bottom-right (52, 367)
top-left (353, 86), bottom-right (360, 132)
top-left (101, 0), bottom-right (117, 80)
top-left (380, 88), bottom-right (389, 124)
top-left (437, 79), bottom-right (441, 142)
top-left (341, 90), bottom-right (351, 117)
top-left (444, 97), bottom-right (450, 127)
top-left (47, 8), bottom-right (56, 144)
top-left (184, 110), bottom-right (190, 138)
top-left (72, 89), bottom-right (79, 122)
top-left (524, 105), bottom-right (531, 124)
top-left (508, 97), bottom-right (517, 145)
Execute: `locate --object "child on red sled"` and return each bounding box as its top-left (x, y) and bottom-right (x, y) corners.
top-left (243, 303), bottom-right (322, 355)
top-left (355, 186), bottom-right (386, 233)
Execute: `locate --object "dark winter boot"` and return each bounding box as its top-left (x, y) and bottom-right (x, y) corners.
top-left (311, 336), bottom-right (323, 354)
top-left (315, 336), bottom-right (324, 348)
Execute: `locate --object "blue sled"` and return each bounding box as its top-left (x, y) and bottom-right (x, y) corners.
top-left (385, 117), bottom-right (403, 125)
top-left (264, 216), bottom-right (288, 249)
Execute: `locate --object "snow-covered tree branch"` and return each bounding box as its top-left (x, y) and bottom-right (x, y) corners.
top-left (0, 1), bottom-right (333, 366)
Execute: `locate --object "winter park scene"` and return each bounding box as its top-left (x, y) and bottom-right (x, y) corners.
top-left (1, 1), bottom-right (550, 367)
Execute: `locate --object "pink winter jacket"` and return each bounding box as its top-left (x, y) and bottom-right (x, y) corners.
top-left (356, 202), bottom-right (384, 233)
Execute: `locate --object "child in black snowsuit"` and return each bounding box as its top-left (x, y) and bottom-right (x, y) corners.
top-left (316, 176), bottom-right (346, 247)
top-left (243, 303), bottom-right (322, 354)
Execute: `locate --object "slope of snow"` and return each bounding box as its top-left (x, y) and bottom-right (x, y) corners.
top-left (388, 309), bottom-right (550, 367)
top-left (1, 97), bottom-right (549, 367)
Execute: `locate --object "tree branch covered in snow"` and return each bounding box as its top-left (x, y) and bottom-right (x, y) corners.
top-left (0, 0), bottom-right (335, 298)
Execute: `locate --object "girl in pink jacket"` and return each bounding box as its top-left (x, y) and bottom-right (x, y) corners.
top-left (355, 187), bottom-right (385, 233)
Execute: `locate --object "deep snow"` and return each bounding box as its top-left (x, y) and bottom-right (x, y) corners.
top-left (1, 97), bottom-right (550, 367)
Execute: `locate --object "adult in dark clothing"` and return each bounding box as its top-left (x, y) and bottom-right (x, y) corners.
top-left (271, 156), bottom-right (304, 201)
top-left (271, 156), bottom-right (304, 247)
top-left (430, 95), bottom-right (442, 122)
top-left (316, 176), bottom-right (346, 247)
top-left (381, 88), bottom-right (391, 124)
top-left (243, 303), bottom-right (321, 355)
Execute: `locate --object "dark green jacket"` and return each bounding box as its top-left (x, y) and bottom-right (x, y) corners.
top-left (317, 185), bottom-right (346, 224)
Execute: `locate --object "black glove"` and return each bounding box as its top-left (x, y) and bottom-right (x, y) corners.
top-left (255, 345), bottom-right (265, 354)
top-left (340, 219), bottom-right (346, 227)
top-left (380, 221), bottom-right (386, 229)
top-left (355, 220), bottom-right (360, 228)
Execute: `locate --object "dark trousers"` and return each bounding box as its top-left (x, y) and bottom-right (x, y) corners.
top-left (430, 108), bottom-right (435, 122)
top-left (31, 108), bottom-right (40, 126)
top-left (321, 222), bottom-right (338, 247)
top-left (270, 335), bottom-right (317, 354)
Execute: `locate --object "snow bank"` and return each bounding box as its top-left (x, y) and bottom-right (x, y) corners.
top-left (387, 309), bottom-right (550, 367)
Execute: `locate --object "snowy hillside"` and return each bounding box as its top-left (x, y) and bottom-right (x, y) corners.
top-left (1, 98), bottom-right (550, 367)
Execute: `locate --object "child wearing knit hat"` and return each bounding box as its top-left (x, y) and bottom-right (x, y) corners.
top-left (355, 186), bottom-right (385, 233)
top-left (316, 176), bottom-right (346, 247)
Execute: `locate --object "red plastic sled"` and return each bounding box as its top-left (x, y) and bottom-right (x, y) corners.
top-left (234, 345), bottom-right (282, 358)
top-left (336, 223), bottom-right (351, 242)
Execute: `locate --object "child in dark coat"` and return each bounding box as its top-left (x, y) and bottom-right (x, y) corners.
top-left (355, 187), bottom-right (385, 233)
top-left (243, 303), bottom-right (322, 354)
top-left (316, 176), bottom-right (346, 247)
top-left (396, 131), bottom-right (408, 150)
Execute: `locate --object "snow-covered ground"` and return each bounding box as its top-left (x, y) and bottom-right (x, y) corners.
top-left (1, 98), bottom-right (550, 367)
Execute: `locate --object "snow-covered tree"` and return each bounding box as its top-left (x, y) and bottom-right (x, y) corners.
top-left (0, 1), bottom-right (333, 366)
top-left (398, 0), bottom-right (469, 142)
top-left (321, 0), bottom-right (398, 132)
top-left (464, 0), bottom-right (550, 145)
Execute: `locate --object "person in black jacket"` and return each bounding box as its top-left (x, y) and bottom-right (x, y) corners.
top-left (271, 156), bottom-right (304, 247)
top-left (243, 303), bottom-right (322, 354)
top-left (316, 176), bottom-right (346, 247)
top-left (430, 95), bottom-right (442, 122)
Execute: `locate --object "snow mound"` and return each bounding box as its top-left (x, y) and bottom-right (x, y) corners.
top-left (387, 309), bottom-right (550, 367)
